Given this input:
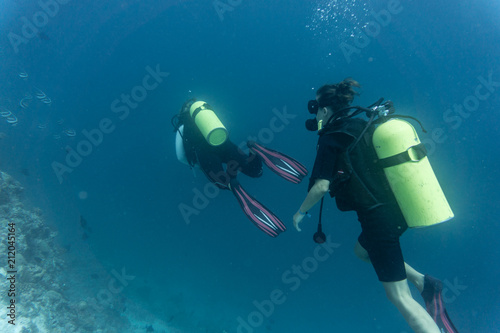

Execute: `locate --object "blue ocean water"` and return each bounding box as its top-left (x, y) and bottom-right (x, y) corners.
top-left (1, 0), bottom-right (499, 332)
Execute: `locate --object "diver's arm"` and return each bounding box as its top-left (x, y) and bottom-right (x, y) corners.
top-left (293, 178), bottom-right (331, 231)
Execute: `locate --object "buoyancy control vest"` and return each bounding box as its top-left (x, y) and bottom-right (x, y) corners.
top-left (310, 99), bottom-right (454, 243)
top-left (320, 117), bottom-right (394, 212)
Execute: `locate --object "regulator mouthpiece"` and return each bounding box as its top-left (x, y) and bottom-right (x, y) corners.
top-left (305, 118), bottom-right (318, 131)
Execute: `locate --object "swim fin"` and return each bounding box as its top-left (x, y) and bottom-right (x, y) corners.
top-left (421, 275), bottom-right (459, 333)
top-left (247, 141), bottom-right (308, 184)
top-left (229, 179), bottom-right (286, 237)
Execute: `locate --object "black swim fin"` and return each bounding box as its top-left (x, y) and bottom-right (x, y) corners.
top-left (247, 141), bottom-right (308, 184)
top-left (421, 275), bottom-right (459, 333)
top-left (229, 179), bottom-right (286, 237)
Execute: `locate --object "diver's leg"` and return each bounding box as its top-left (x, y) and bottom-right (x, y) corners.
top-left (405, 263), bottom-right (425, 292)
top-left (383, 280), bottom-right (441, 333)
top-left (220, 140), bottom-right (263, 178)
top-left (354, 240), bottom-right (425, 289)
top-left (195, 148), bottom-right (231, 189)
top-left (355, 240), bottom-right (441, 332)
top-left (355, 204), bottom-right (440, 332)
top-left (354, 240), bottom-right (371, 263)
top-left (241, 149), bottom-right (263, 178)
top-left (355, 244), bottom-right (427, 293)
top-left (355, 241), bottom-right (440, 332)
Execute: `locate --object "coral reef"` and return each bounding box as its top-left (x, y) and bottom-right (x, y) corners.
top-left (0, 171), bottom-right (132, 332)
top-left (0, 171), bottom-right (191, 332)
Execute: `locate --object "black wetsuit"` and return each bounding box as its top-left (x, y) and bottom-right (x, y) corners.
top-left (181, 115), bottom-right (262, 189)
top-left (309, 118), bottom-right (408, 282)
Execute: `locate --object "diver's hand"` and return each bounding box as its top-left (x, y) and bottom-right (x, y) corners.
top-left (293, 212), bottom-right (305, 232)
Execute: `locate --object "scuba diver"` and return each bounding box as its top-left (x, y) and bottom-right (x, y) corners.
top-left (173, 98), bottom-right (308, 237)
top-left (292, 79), bottom-right (458, 333)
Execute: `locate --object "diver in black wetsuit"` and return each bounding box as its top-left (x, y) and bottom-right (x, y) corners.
top-left (178, 99), bottom-right (263, 189)
top-left (292, 79), bottom-right (459, 333)
top-left (173, 98), bottom-right (307, 237)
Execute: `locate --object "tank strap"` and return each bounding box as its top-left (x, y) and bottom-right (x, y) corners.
top-left (347, 112), bottom-right (376, 153)
top-left (378, 143), bottom-right (427, 169)
top-left (191, 103), bottom-right (212, 120)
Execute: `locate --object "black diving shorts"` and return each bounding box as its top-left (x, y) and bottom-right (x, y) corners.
top-left (357, 203), bottom-right (408, 282)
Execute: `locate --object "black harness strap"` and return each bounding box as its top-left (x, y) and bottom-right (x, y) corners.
top-left (377, 142), bottom-right (427, 169)
top-left (191, 103), bottom-right (212, 120)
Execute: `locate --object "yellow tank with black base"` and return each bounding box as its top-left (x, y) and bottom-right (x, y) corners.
top-left (372, 118), bottom-right (454, 227)
top-left (189, 101), bottom-right (228, 146)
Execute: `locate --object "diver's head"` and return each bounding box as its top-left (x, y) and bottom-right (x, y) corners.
top-left (305, 78), bottom-right (360, 131)
top-left (305, 101), bottom-right (335, 131)
top-left (180, 98), bottom-right (196, 114)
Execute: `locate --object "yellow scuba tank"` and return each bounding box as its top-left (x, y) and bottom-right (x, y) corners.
top-left (372, 118), bottom-right (454, 227)
top-left (189, 101), bottom-right (228, 146)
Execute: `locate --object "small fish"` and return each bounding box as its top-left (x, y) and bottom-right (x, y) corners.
top-left (56, 118), bottom-right (64, 125)
top-left (19, 72), bottom-right (28, 78)
top-left (34, 87), bottom-right (46, 97)
top-left (37, 124), bottom-right (47, 129)
top-left (53, 134), bottom-right (61, 140)
top-left (80, 216), bottom-right (88, 228)
top-left (0, 110), bottom-right (12, 117)
top-left (63, 129), bottom-right (76, 137)
top-left (19, 96), bottom-right (32, 109)
top-left (80, 216), bottom-right (93, 234)
top-left (6, 115), bottom-right (18, 124)
top-left (41, 97), bottom-right (52, 104)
